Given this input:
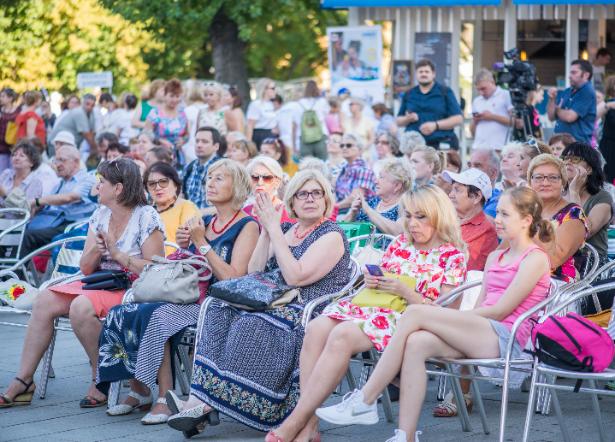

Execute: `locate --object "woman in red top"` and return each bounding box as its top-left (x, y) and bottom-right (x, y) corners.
top-left (15, 91), bottom-right (46, 145)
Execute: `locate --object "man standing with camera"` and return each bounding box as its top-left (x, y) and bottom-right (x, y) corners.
top-left (470, 68), bottom-right (513, 150)
top-left (396, 59), bottom-right (463, 149)
top-left (548, 59), bottom-right (596, 144)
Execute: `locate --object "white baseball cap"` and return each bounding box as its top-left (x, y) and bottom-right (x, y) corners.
top-left (442, 168), bottom-right (492, 200)
top-left (52, 131), bottom-right (76, 147)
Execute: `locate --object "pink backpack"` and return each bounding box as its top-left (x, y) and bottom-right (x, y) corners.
top-left (531, 312), bottom-right (614, 389)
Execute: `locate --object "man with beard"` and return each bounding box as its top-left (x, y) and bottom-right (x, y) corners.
top-left (396, 59), bottom-right (463, 149)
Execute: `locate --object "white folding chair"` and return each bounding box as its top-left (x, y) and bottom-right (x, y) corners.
top-left (522, 281), bottom-right (615, 442)
top-left (0, 208), bottom-right (30, 271)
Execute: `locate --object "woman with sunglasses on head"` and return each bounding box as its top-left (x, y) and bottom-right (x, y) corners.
top-left (518, 138), bottom-right (552, 182)
top-left (166, 170), bottom-right (351, 437)
top-left (261, 137), bottom-right (298, 177)
top-left (144, 162), bottom-right (199, 255)
top-left (562, 142), bottom-right (613, 265)
top-left (243, 155), bottom-right (294, 224)
top-left (247, 78), bottom-right (278, 149)
top-left (227, 139), bottom-right (258, 167)
top-left (0, 159), bottom-right (165, 409)
top-left (528, 154), bottom-right (587, 282)
top-left (98, 159), bottom-right (259, 425)
top-left (197, 82), bottom-right (235, 138)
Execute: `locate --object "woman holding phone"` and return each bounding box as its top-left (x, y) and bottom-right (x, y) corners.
top-left (268, 184), bottom-right (467, 442)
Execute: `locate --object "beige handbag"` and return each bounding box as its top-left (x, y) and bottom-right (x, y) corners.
top-left (352, 234), bottom-right (388, 267)
top-left (131, 255), bottom-right (211, 304)
top-left (4, 187), bottom-right (30, 211)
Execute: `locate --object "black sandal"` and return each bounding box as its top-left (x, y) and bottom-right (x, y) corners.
top-left (0, 377), bottom-right (35, 408)
top-left (79, 379), bottom-right (107, 408)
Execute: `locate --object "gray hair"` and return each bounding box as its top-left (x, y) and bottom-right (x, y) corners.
top-left (474, 68), bottom-right (495, 84)
top-left (298, 156), bottom-right (331, 182)
top-left (379, 158), bottom-right (413, 193)
top-left (399, 131), bottom-right (426, 155)
top-left (247, 155), bottom-right (284, 179)
top-left (473, 148), bottom-right (501, 173)
top-left (501, 141), bottom-right (524, 157)
top-left (342, 133), bottom-right (365, 151)
top-left (82, 93), bottom-right (96, 102)
top-left (56, 145), bottom-right (80, 160)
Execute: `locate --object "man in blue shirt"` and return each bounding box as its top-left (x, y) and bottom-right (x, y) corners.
top-left (396, 59), bottom-right (463, 149)
top-left (21, 145), bottom-right (96, 256)
top-left (183, 126), bottom-right (222, 208)
top-left (548, 59), bottom-right (597, 144)
top-left (468, 148), bottom-right (501, 218)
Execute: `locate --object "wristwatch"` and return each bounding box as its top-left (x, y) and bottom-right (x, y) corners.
top-left (198, 244), bottom-right (212, 255)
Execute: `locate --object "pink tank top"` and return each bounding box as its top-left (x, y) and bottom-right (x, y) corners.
top-left (481, 245), bottom-right (551, 348)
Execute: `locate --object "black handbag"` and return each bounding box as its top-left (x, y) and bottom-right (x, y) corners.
top-left (208, 269), bottom-right (300, 310)
top-left (81, 270), bottom-right (131, 291)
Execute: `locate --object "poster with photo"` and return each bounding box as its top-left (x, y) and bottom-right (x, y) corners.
top-left (328, 26), bottom-right (384, 103)
top-left (392, 60), bottom-right (413, 95)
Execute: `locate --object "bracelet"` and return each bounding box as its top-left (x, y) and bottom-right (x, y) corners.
top-left (434, 121), bottom-right (440, 131)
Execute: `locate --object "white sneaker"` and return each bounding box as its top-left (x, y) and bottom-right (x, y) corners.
top-left (315, 389), bottom-right (379, 425)
top-left (384, 429), bottom-right (421, 442)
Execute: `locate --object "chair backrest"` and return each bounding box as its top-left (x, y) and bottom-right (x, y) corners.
top-left (574, 243), bottom-right (600, 281)
top-left (0, 208), bottom-right (30, 263)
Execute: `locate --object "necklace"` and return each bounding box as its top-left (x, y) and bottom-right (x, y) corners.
top-left (294, 218), bottom-right (325, 240)
top-left (155, 198), bottom-right (177, 214)
top-left (211, 210), bottom-right (241, 234)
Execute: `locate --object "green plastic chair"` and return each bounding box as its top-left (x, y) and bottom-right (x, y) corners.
top-left (337, 222), bottom-right (374, 252)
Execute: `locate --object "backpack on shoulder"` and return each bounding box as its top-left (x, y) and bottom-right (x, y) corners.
top-left (529, 312), bottom-right (615, 391)
top-left (300, 102), bottom-right (324, 144)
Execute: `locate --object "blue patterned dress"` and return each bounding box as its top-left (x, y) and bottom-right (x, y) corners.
top-left (96, 215), bottom-right (256, 389)
top-left (190, 221), bottom-right (350, 431)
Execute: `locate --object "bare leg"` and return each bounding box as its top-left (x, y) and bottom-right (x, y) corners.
top-left (397, 331), bottom-right (464, 436)
top-left (2, 290), bottom-right (72, 399)
top-left (151, 341), bottom-right (173, 415)
top-left (361, 305), bottom-right (500, 405)
top-left (69, 295), bottom-right (105, 401)
top-left (285, 316), bottom-right (339, 442)
top-left (274, 321), bottom-right (373, 441)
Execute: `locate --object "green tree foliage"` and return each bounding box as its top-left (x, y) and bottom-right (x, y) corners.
top-left (0, 0), bottom-right (161, 93)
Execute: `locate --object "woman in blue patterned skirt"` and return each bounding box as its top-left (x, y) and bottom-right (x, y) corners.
top-left (166, 169), bottom-right (351, 435)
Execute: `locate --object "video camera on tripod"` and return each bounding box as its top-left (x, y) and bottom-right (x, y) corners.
top-left (494, 48), bottom-right (540, 141)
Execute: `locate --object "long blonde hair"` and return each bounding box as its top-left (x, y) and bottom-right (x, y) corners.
top-left (402, 184), bottom-right (466, 252)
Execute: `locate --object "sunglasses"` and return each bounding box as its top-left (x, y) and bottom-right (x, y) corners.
top-left (146, 177), bottom-right (171, 190)
top-left (340, 143), bottom-right (356, 149)
top-left (251, 174), bottom-right (275, 183)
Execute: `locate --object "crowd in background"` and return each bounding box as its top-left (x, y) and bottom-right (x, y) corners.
top-left (0, 51), bottom-right (614, 442)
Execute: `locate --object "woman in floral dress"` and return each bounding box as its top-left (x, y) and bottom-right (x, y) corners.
top-left (269, 184), bottom-right (467, 442)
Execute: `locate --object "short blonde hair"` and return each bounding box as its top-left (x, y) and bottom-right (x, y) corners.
top-left (184, 80), bottom-right (204, 104)
top-left (232, 139), bottom-right (258, 159)
top-left (527, 153), bottom-right (568, 187)
top-left (204, 82), bottom-right (224, 100)
top-left (379, 158), bottom-right (413, 193)
top-left (283, 169), bottom-right (334, 219)
top-left (255, 78), bottom-right (275, 100)
top-left (411, 145), bottom-right (442, 174)
top-left (247, 155), bottom-right (284, 179)
top-left (402, 184), bottom-right (466, 253)
top-left (206, 159), bottom-right (252, 210)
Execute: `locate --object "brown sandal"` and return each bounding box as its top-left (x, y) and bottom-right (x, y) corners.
top-left (79, 379), bottom-right (107, 408)
top-left (0, 377), bottom-right (35, 408)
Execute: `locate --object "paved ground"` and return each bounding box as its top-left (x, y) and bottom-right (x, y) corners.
top-left (1, 311), bottom-right (614, 442)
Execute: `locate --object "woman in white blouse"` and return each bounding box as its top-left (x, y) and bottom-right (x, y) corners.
top-left (246, 78), bottom-right (278, 149)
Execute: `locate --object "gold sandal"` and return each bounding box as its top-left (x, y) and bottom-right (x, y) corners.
top-left (0, 377), bottom-right (35, 408)
top-left (433, 392), bottom-right (472, 417)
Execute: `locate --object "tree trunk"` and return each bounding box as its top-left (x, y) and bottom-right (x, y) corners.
top-left (209, 8), bottom-right (250, 111)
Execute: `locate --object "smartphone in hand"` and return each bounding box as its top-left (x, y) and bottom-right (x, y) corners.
top-left (365, 264), bottom-right (384, 277)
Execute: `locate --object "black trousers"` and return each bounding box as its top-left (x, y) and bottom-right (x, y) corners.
top-left (20, 223), bottom-right (69, 258)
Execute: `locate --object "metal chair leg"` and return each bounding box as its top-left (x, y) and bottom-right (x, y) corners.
top-left (38, 321), bottom-right (58, 399)
top-left (174, 351), bottom-right (190, 396)
top-left (469, 367), bottom-right (489, 435)
top-left (176, 345), bottom-right (192, 395)
top-left (436, 372), bottom-right (447, 401)
top-left (380, 379), bottom-right (395, 423)
top-left (587, 379), bottom-right (607, 442)
top-left (550, 387), bottom-right (571, 442)
top-left (447, 364), bottom-right (472, 432)
top-left (522, 369), bottom-right (540, 442)
top-left (497, 363), bottom-right (512, 442)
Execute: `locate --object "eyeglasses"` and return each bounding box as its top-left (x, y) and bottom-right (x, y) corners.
top-left (340, 143), bottom-right (356, 149)
top-left (530, 174), bottom-right (562, 183)
top-left (251, 174), bottom-right (275, 183)
top-left (563, 155), bottom-right (584, 164)
top-left (294, 189), bottom-right (325, 200)
top-left (146, 178), bottom-right (171, 190)
top-left (376, 139), bottom-right (390, 145)
top-left (267, 85), bottom-right (276, 90)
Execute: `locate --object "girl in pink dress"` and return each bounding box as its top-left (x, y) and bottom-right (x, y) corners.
top-left (316, 186), bottom-right (553, 442)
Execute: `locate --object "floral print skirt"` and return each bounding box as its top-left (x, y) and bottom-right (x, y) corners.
top-left (322, 300), bottom-right (401, 351)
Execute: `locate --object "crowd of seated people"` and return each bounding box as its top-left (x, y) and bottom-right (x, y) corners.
top-left (1, 76), bottom-right (613, 442)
